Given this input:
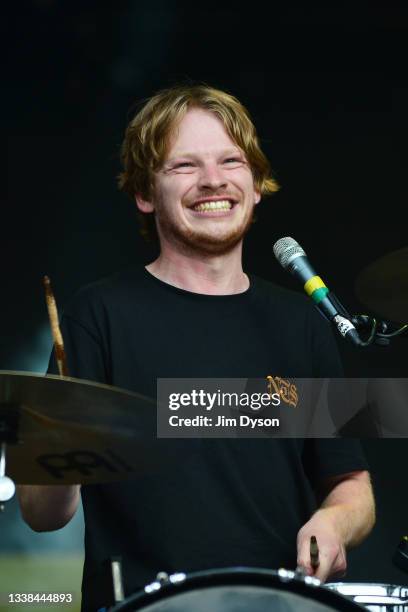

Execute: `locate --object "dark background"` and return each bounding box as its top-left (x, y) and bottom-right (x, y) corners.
top-left (4, 0), bottom-right (408, 588)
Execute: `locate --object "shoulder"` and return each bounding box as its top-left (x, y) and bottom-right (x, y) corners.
top-left (249, 273), bottom-right (312, 315)
top-left (251, 273), bottom-right (335, 329)
top-left (62, 266), bottom-right (148, 322)
top-left (250, 273), bottom-right (342, 374)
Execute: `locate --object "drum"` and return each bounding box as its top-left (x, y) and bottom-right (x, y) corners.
top-left (110, 567), bottom-right (364, 611)
top-left (326, 582), bottom-right (408, 612)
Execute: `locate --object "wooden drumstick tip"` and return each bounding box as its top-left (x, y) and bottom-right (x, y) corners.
top-left (43, 275), bottom-right (53, 300)
top-left (42, 274), bottom-right (70, 377)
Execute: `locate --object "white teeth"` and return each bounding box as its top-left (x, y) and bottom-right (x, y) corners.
top-left (193, 200), bottom-right (233, 212)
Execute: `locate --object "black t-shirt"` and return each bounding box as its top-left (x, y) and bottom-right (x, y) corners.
top-left (48, 267), bottom-right (368, 611)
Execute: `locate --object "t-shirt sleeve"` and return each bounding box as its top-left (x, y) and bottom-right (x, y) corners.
top-left (303, 438), bottom-right (369, 489)
top-left (46, 288), bottom-right (108, 385)
top-left (304, 305), bottom-right (369, 487)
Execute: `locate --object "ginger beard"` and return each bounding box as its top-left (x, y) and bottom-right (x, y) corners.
top-left (153, 197), bottom-right (256, 257)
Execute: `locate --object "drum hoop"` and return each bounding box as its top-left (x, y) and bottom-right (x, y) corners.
top-left (110, 567), bottom-right (364, 612)
top-left (325, 581), bottom-right (408, 603)
top-left (326, 582), bottom-right (408, 590)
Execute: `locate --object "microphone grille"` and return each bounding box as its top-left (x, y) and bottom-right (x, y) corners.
top-left (273, 237), bottom-right (306, 269)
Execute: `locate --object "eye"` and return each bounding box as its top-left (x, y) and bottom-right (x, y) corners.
top-left (224, 157), bottom-right (243, 164)
top-left (175, 162), bottom-right (194, 168)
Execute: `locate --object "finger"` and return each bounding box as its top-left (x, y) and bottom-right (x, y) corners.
top-left (296, 564), bottom-right (313, 577)
top-left (314, 564), bottom-right (330, 582)
top-left (312, 553), bottom-right (332, 582)
top-left (326, 555), bottom-right (347, 581)
top-left (296, 538), bottom-right (313, 575)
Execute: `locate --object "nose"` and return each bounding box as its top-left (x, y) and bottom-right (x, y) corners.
top-left (197, 161), bottom-right (228, 191)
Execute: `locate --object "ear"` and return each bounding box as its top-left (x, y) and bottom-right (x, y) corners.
top-left (135, 193), bottom-right (155, 213)
top-left (254, 190), bottom-right (261, 205)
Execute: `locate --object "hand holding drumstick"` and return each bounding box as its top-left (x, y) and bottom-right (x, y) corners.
top-left (310, 535), bottom-right (320, 570)
top-left (296, 535), bottom-right (320, 576)
top-left (296, 521), bottom-right (347, 582)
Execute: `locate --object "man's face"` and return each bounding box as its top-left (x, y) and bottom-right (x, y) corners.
top-left (139, 108), bottom-right (261, 256)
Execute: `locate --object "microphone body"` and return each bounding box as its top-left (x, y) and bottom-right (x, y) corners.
top-left (274, 238), bottom-right (363, 347)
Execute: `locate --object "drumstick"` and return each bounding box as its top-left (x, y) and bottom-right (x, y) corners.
top-left (295, 535), bottom-right (320, 575)
top-left (310, 535), bottom-right (320, 570)
top-left (43, 275), bottom-right (69, 377)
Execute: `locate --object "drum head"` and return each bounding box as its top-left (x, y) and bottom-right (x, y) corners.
top-left (111, 568), bottom-right (364, 611)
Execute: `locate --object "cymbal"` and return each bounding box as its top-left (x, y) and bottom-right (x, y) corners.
top-left (0, 371), bottom-right (173, 485)
top-left (355, 247), bottom-right (408, 324)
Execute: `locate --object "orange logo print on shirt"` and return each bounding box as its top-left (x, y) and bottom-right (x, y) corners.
top-left (266, 376), bottom-right (298, 408)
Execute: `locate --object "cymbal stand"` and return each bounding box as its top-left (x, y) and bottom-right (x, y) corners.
top-left (0, 443), bottom-right (15, 510)
top-left (0, 402), bottom-right (20, 510)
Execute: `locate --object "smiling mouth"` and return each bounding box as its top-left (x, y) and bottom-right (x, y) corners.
top-left (191, 199), bottom-right (236, 212)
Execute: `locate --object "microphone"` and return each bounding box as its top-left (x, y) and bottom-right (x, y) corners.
top-left (273, 237), bottom-right (363, 346)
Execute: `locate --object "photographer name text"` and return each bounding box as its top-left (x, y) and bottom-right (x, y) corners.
top-left (168, 415), bottom-right (279, 428)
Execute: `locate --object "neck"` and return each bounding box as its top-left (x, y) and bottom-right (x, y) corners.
top-left (146, 241), bottom-right (248, 295)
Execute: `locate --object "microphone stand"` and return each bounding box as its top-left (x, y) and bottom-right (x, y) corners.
top-left (321, 292), bottom-right (407, 348)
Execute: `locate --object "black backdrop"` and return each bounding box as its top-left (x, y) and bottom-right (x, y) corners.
top-left (5, 1), bottom-right (407, 586)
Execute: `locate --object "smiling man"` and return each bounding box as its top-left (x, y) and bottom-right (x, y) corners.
top-left (18, 85), bottom-right (375, 611)
top-left (135, 107), bottom-right (261, 262)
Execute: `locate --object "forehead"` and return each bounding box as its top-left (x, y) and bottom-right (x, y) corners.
top-left (166, 108), bottom-right (239, 157)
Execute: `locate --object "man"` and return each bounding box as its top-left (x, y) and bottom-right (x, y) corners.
top-left (18, 85), bottom-right (375, 611)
